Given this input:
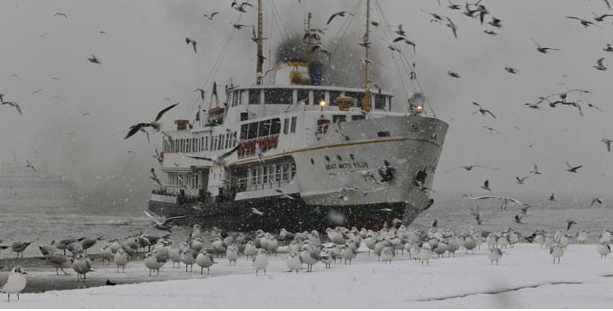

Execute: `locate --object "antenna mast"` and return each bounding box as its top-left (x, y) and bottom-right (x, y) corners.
top-left (362, 0), bottom-right (371, 112)
top-left (256, 0), bottom-right (264, 85)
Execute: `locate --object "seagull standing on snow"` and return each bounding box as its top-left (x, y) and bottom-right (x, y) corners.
top-left (43, 253), bottom-right (71, 275)
top-left (1, 266), bottom-right (27, 302)
top-left (195, 249), bottom-right (215, 275)
top-left (597, 242), bottom-right (611, 258)
top-left (144, 251), bottom-right (167, 276)
top-left (253, 248), bottom-right (269, 275)
top-left (550, 244), bottom-right (565, 264)
top-left (11, 239), bottom-right (37, 258)
top-left (113, 248), bottom-right (129, 273)
top-left (487, 247), bottom-right (503, 265)
top-left (72, 252), bottom-right (93, 280)
top-left (286, 251), bottom-right (302, 272)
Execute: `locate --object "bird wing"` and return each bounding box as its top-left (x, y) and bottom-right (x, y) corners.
top-left (124, 123), bottom-right (148, 140)
top-left (183, 154), bottom-right (214, 162)
top-left (155, 102), bottom-right (180, 121)
top-left (218, 143), bottom-right (241, 161)
top-left (144, 210), bottom-right (164, 225)
top-left (326, 12), bottom-right (340, 25)
top-left (462, 195), bottom-right (503, 200)
top-left (164, 214), bottom-right (189, 225)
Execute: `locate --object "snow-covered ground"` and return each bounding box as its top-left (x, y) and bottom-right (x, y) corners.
top-left (2, 243), bottom-right (612, 308)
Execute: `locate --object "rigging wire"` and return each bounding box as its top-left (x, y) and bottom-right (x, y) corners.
top-left (373, 0), bottom-right (436, 117)
top-left (328, 0), bottom-right (363, 58)
top-left (188, 13), bottom-right (245, 123)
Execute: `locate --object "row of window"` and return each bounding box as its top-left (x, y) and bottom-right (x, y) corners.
top-left (239, 117), bottom-right (297, 140)
top-left (236, 162), bottom-right (297, 192)
top-left (163, 131), bottom-right (238, 154)
top-left (166, 172), bottom-right (201, 195)
top-left (230, 88), bottom-right (390, 110)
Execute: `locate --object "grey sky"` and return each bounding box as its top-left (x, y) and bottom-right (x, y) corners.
top-left (0, 0), bottom-right (611, 201)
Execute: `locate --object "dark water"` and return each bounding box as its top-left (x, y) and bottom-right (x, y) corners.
top-left (0, 186), bottom-right (610, 259)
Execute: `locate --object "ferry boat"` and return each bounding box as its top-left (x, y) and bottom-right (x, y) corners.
top-left (147, 0), bottom-right (448, 232)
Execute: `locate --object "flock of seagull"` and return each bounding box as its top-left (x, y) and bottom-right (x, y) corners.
top-left (2, 220), bottom-right (613, 301)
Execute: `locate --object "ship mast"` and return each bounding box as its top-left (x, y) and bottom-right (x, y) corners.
top-left (256, 0), bottom-right (264, 85)
top-left (362, 0), bottom-right (371, 112)
top-left (306, 13), bottom-right (312, 66)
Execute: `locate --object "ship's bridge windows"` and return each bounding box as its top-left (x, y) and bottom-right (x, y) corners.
top-left (329, 91), bottom-right (342, 106)
top-left (313, 90), bottom-right (326, 105)
top-left (248, 89), bottom-right (261, 105)
top-left (374, 94), bottom-right (387, 110)
top-left (343, 92), bottom-right (364, 107)
top-left (264, 88), bottom-right (293, 105)
top-left (241, 118), bottom-right (282, 140)
top-left (297, 89), bottom-right (309, 105)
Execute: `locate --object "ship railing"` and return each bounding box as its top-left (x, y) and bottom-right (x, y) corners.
top-left (152, 184), bottom-right (200, 197)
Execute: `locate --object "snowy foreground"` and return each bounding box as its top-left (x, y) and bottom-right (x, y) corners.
top-left (3, 243), bottom-right (613, 308)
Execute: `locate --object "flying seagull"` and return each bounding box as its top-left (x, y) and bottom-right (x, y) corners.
top-left (326, 11), bottom-right (355, 25)
top-left (593, 57), bottom-right (607, 71)
top-left (462, 195), bottom-right (528, 210)
top-left (185, 37), bottom-right (197, 53)
top-left (204, 12), bottom-right (219, 20)
top-left (194, 88), bottom-right (206, 100)
top-left (472, 102), bottom-right (496, 119)
top-left (447, 71), bottom-right (461, 78)
top-left (54, 12), bottom-right (68, 19)
top-left (275, 189), bottom-right (295, 200)
top-left (602, 138), bottom-right (612, 152)
top-left (231, 0), bottom-right (253, 13)
top-left (514, 214), bottom-right (523, 224)
top-left (566, 16), bottom-right (598, 27)
top-left (504, 66), bottom-right (518, 74)
top-left (25, 160), bottom-right (36, 173)
top-left (515, 176), bottom-right (529, 184)
top-left (531, 38), bottom-right (560, 54)
top-left (564, 161), bottom-right (582, 173)
top-left (445, 164), bottom-right (499, 172)
top-left (566, 220), bottom-right (577, 231)
top-left (445, 16), bottom-right (458, 39)
top-left (590, 197), bottom-right (603, 207)
top-left (143, 210), bottom-right (187, 232)
top-left (124, 102), bottom-right (179, 140)
top-left (1, 101), bottom-right (22, 115)
top-left (182, 143), bottom-right (240, 166)
top-left (150, 168), bottom-right (162, 187)
top-left (87, 54), bottom-right (101, 64)
top-left (480, 180), bottom-right (491, 191)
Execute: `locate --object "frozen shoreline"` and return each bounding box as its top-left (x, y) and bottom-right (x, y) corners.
top-left (1, 243), bottom-right (612, 308)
